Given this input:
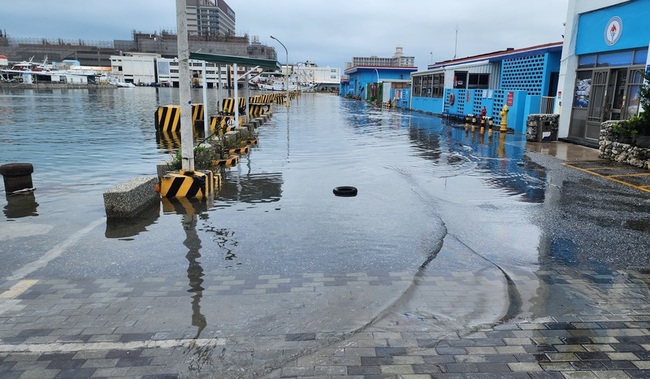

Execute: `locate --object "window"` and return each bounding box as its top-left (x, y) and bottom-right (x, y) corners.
top-left (422, 75), bottom-right (432, 97)
top-left (468, 73), bottom-right (489, 89)
top-left (580, 48), bottom-right (648, 69)
top-left (578, 55), bottom-right (597, 68)
top-left (573, 70), bottom-right (592, 108)
top-left (412, 73), bottom-right (444, 98)
top-left (454, 71), bottom-right (467, 88)
top-left (413, 75), bottom-right (423, 97)
top-left (624, 69), bottom-right (644, 118)
top-left (431, 73), bottom-right (444, 98)
top-left (597, 51), bottom-right (633, 67)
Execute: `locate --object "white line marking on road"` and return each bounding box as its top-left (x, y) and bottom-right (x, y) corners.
top-left (0, 279), bottom-right (38, 299)
top-left (7, 218), bottom-right (104, 281)
top-left (0, 338), bottom-right (227, 353)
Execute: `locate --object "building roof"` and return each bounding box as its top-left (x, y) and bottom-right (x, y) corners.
top-left (344, 65), bottom-right (418, 75)
top-left (426, 42), bottom-right (563, 70)
top-left (189, 52), bottom-right (281, 70)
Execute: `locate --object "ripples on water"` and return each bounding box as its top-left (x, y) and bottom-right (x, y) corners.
top-left (1, 89), bottom-right (546, 276)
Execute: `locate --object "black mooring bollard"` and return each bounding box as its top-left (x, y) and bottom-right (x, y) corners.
top-left (0, 163), bottom-right (35, 194)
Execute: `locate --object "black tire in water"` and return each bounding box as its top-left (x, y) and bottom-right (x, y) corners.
top-left (333, 186), bottom-right (358, 197)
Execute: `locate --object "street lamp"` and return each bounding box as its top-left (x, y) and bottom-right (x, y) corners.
top-left (270, 35), bottom-right (290, 107)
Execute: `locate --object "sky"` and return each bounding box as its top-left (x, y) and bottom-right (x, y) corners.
top-left (1, 0), bottom-right (569, 70)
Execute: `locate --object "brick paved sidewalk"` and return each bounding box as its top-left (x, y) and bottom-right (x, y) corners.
top-left (1, 268), bottom-right (650, 378)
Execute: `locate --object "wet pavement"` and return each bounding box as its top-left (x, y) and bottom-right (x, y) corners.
top-left (2, 96), bottom-right (650, 378)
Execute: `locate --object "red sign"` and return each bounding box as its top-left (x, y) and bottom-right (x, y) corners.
top-left (506, 92), bottom-right (514, 106)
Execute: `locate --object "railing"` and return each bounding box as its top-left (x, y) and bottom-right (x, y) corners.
top-left (7, 37), bottom-right (114, 49)
top-left (540, 96), bottom-right (555, 114)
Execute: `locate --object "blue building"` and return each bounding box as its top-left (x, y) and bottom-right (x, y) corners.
top-left (410, 43), bottom-right (562, 133)
top-left (557, 0), bottom-right (650, 147)
top-left (340, 47), bottom-right (417, 108)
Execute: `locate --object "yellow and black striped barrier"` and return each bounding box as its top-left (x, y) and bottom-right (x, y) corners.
top-left (155, 104), bottom-right (206, 132)
top-left (160, 170), bottom-right (216, 199)
top-left (220, 97), bottom-right (274, 117)
top-left (238, 97), bottom-right (246, 113)
top-left (227, 145), bottom-right (250, 155)
top-left (249, 104), bottom-right (269, 118)
top-left (212, 155), bottom-right (239, 168)
top-left (154, 105), bottom-right (181, 132)
top-left (221, 98), bottom-right (235, 114)
top-left (192, 103), bottom-right (204, 124)
top-left (209, 115), bottom-right (238, 135)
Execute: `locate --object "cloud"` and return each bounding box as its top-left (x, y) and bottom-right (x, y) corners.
top-left (1, 0), bottom-right (568, 70)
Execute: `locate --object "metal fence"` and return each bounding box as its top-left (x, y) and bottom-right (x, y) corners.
top-left (540, 96), bottom-right (555, 114)
top-left (7, 37), bottom-right (114, 49)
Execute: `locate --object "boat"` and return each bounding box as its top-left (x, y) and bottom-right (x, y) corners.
top-left (0, 57), bottom-right (114, 86)
top-left (109, 79), bottom-right (136, 88)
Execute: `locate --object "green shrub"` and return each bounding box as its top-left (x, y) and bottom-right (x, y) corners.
top-left (169, 145), bottom-right (223, 170)
top-left (613, 116), bottom-right (644, 138)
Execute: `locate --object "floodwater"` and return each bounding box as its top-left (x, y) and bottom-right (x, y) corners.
top-left (1, 87), bottom-right (570, 356)
top-left (0, 88), bottom-right (543, 276)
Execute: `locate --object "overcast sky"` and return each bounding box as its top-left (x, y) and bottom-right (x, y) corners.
top-left (1, 0), bottom-right (568, 70)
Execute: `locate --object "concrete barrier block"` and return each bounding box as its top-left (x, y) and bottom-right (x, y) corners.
top-left (103, 176), bottom-right (159, 218)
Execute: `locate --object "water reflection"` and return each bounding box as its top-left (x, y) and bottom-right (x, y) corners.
top-left (3, 192), bottom-right (38, 219)
top-left (406, 120), bottom-right (547, 202)
top-left (156, 130), bottom-right (182, 154)
top-left (104, 205), bottom-right (159, 239)
top-left (156, 129), bottom-right (205, 155)
top-left (217, 173), bottom-right (283, 204)
top-left (183, 213), bottom-right (207, 339)
top-left (161, 196), bottom-right (210, 215)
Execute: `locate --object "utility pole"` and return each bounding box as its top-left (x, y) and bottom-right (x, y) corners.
top-left (176, 0), bottom-right (194, 172)
top-left (454, 25), bottom-right (459, 60)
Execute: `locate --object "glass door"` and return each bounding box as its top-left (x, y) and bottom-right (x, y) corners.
top-left (585, 70), bottom-right (609, 140)
top-left (623, 68), bottom-right (644, 119)
top-left (607, 69), bottom-right (626, 121)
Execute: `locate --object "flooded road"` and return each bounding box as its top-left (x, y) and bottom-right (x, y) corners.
top-left (1, 89), bottom-right (650, 377)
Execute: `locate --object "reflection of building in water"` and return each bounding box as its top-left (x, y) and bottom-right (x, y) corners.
top-left (218, 173), bottom-right (283, 203)
top-left (407, 122), bottom-right (546, 203)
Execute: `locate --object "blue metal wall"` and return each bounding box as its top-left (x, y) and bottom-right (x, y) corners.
top-left (441, 89), bottom-right (529, 134)
top-left (341, 68), bottom-right (414, 98)
top-left (577, 0), bottom-right (650, 55)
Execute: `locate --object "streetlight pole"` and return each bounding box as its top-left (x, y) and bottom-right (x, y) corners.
top-left (270, 35), bottom-right (289, 107)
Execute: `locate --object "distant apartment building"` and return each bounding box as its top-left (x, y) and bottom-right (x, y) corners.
top-left (186, 0), bottom-right (236, 37)
top-left (345, 46), bottom-right (415, 69)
